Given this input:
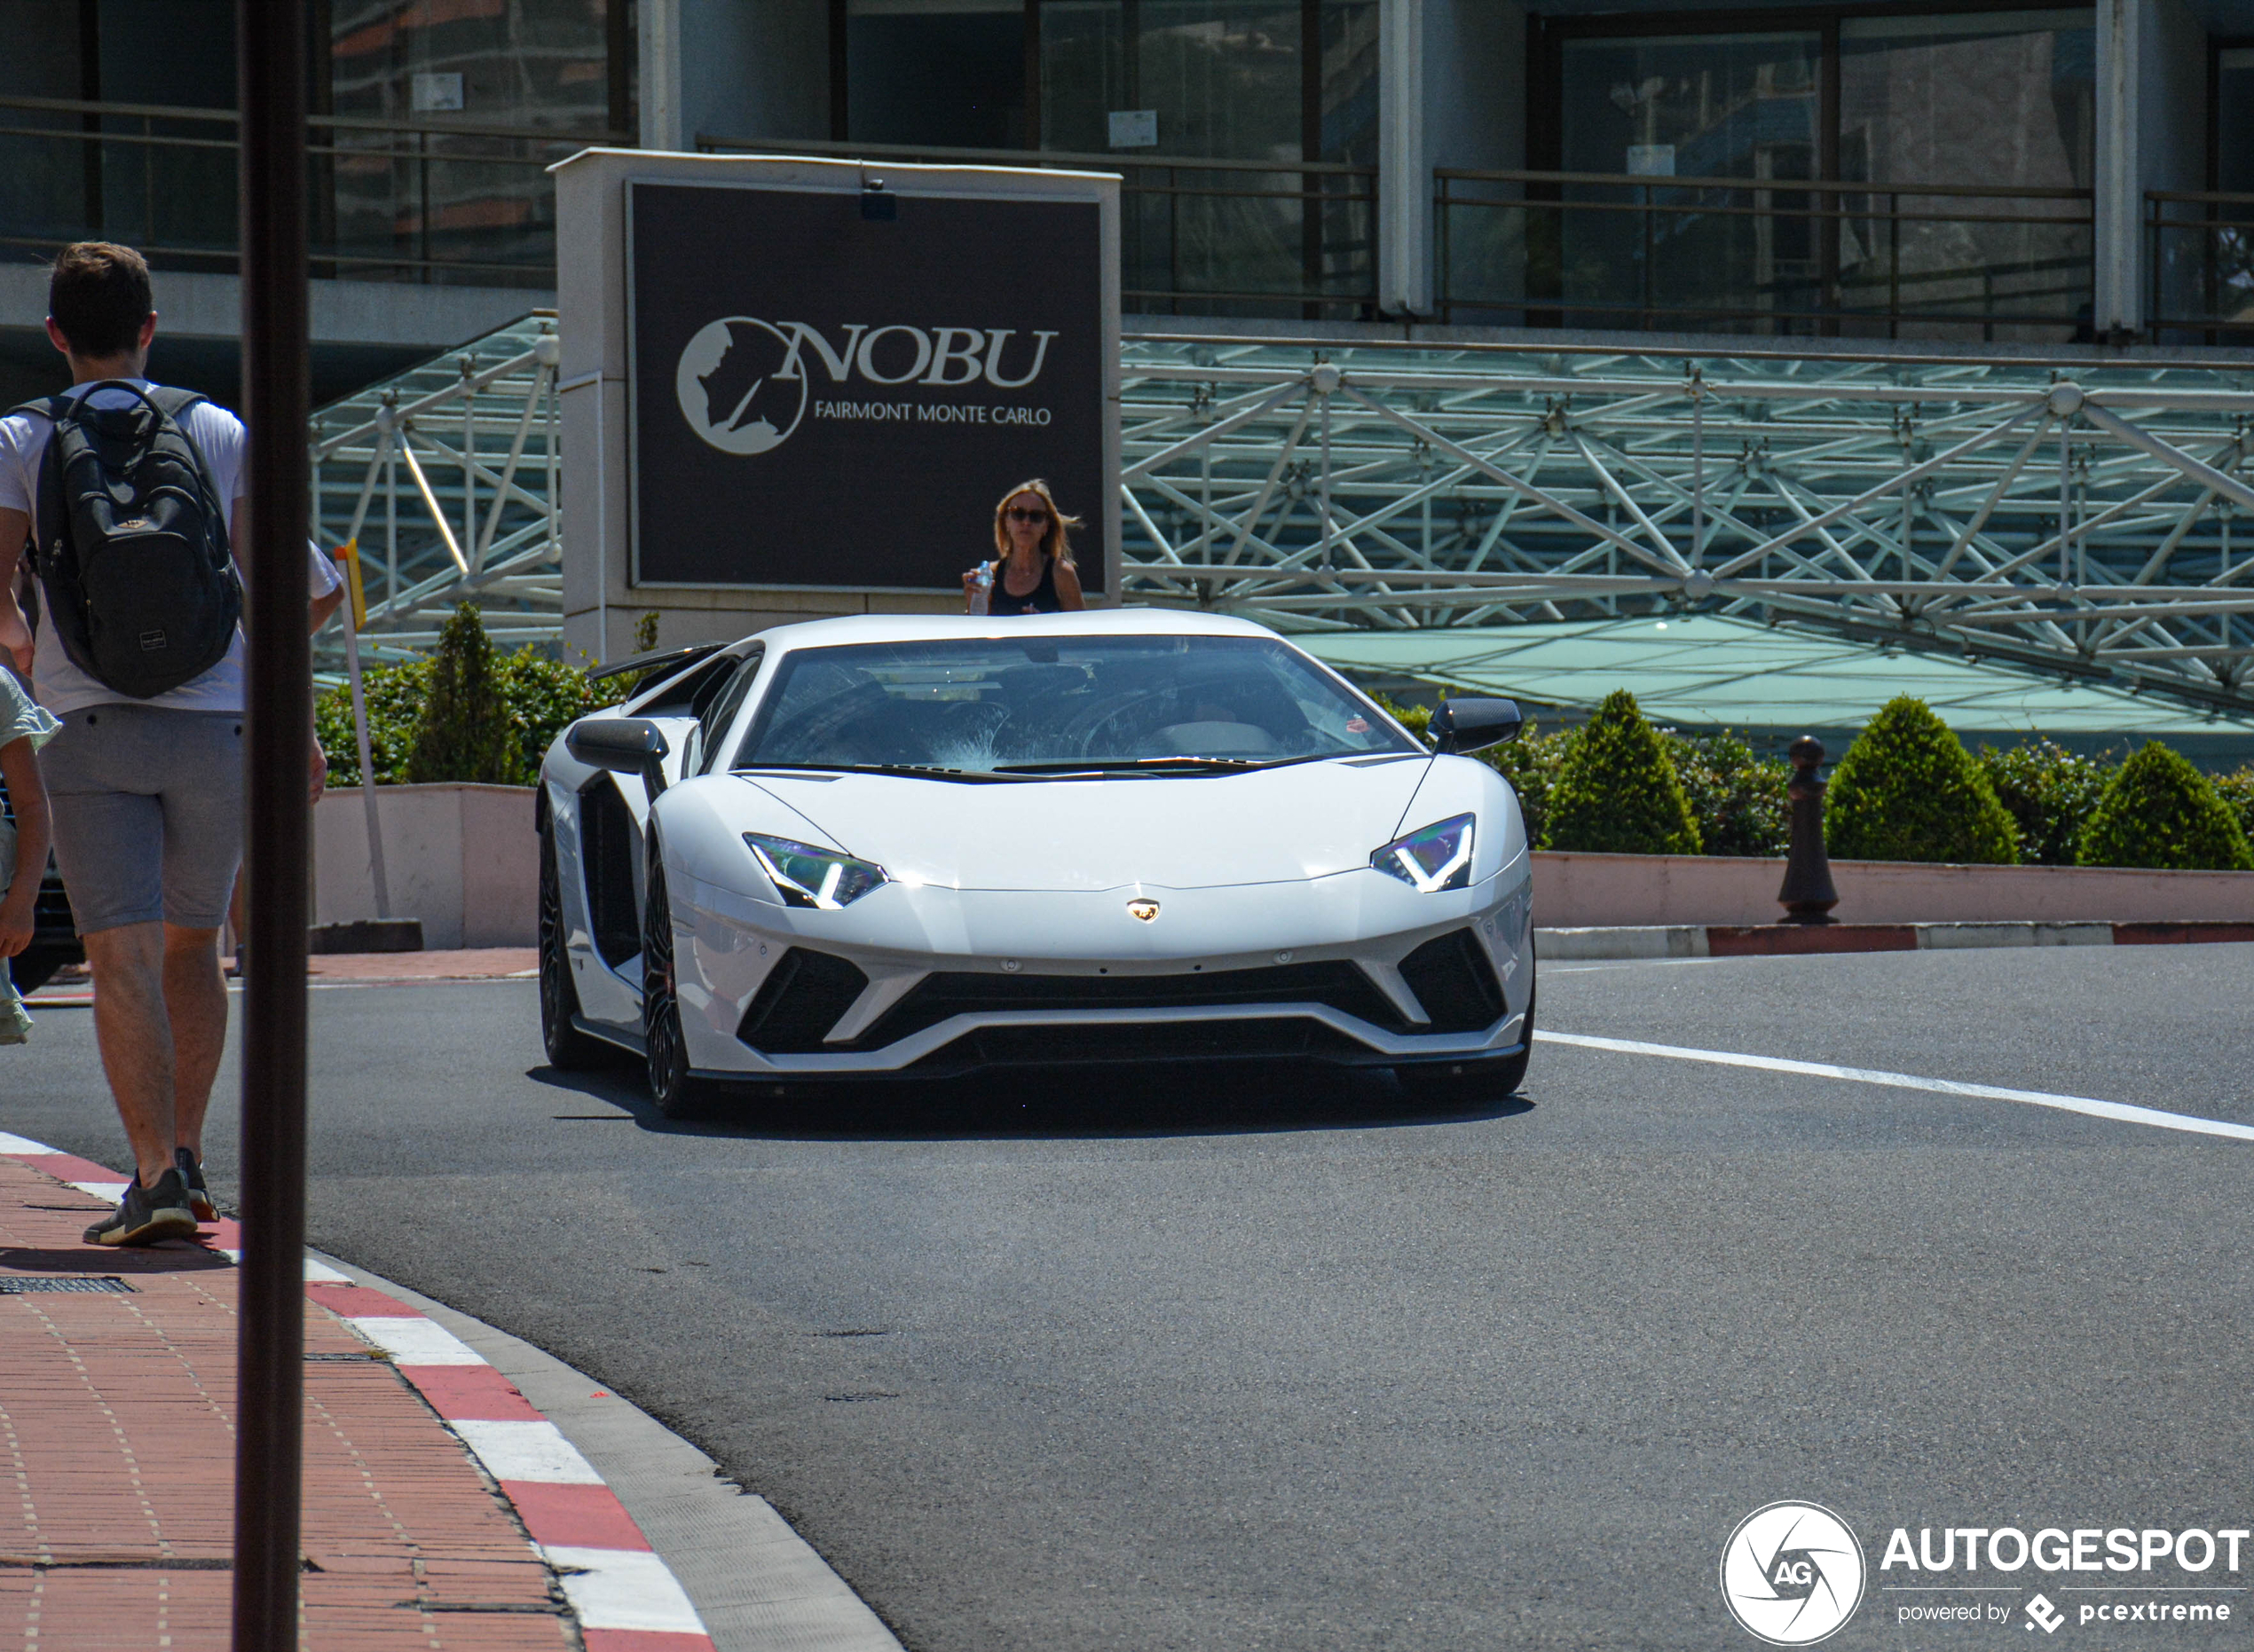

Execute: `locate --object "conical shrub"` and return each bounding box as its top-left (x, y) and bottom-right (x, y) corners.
top-left (405, 603), bottom-right (523, 785)
top-left (1824, 696), bottom-right (2018, 864)
top-left (1541, 688), bottom-right (1701, 854)
top-left (2077, 742), bottom-right (2254, 870)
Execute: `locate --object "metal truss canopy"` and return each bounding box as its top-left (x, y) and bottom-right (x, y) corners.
top-left (311, 315), bottom-right (2254, 719)
top-left (311, 311), bottom-right (561, 663)
top-left (1115, 336), bottom-right (2254, 717)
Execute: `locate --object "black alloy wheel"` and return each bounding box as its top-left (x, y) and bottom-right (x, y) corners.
top-left (641, 838), bottom-right (718, 1120)
top-left (538, 824), bottom-right (609, 1071)
top-left (7, 947), bottom-right (68, 997)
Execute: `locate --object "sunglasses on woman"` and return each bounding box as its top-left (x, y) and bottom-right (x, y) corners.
top-left (1006, 507), bottom-right (1051, 523)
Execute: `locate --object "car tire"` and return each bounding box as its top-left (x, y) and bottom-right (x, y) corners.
top-left (7, 947), bottom-right (68, 996)
top-left (538, 824), bottom-right (611, 1072)
top-left (641, 846), bottom-right (720, 1121)
top-left (1400, 965), bottom-right (1535, 1102)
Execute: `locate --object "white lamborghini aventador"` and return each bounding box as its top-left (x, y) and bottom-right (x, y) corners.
top-left (536, 610), bottom-right (1536, 1116)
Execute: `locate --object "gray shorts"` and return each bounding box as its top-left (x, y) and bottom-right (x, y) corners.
top-left (43, 704), bottom-right (243, 932)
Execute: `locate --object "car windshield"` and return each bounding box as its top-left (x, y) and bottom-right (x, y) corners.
top-left (732, 634), bottom-right (1419, 775)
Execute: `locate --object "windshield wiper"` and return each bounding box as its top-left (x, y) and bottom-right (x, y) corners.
top-left (991, 755), bottom-right (1312, 776)
top-left (735, 762), bottom-right (1026, 783)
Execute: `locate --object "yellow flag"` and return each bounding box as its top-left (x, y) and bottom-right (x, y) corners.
top-left (336, 539), bottom-right (367, 631)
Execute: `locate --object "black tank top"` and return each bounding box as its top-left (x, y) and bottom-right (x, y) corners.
top-left (987, 555), bottom-right (1061, 617)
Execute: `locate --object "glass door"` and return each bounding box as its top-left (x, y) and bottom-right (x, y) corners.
top-left (1836, 9), bottom-right (2094, 337)
top-left (846, 0), bottom-right (1028, 149)
top-left (1554, 30), bottom-right (1822, 329)
top-left (1037, 0), bottom-right (1375, 314)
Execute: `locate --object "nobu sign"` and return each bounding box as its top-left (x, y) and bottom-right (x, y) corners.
top-left (627, 178), bottom-right (1107, 591)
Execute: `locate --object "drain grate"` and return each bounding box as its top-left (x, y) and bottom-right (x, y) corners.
top-left (0, 1277), bottom-right (134, 1294)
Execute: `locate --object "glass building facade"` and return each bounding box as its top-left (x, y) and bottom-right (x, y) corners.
top-left (0, 0), bottom-right (626, 288)
top-left (0, 0), bottom-right (2243, 342)
top-left (839, 0), bottom-right (1380, 315)
top-left (1510, 7), bottom-right (2097, 338)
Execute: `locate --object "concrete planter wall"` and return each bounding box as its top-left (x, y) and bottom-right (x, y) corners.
top-left (1534, 850), bottom-right (2254, 929)
top-left (308, 788), bottom-right (2252, 949)
top-left (314, 784), bottom-right (537, 949)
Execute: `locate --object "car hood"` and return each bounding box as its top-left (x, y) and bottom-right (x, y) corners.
top-left (734, 757), bottom-right (1434, 891)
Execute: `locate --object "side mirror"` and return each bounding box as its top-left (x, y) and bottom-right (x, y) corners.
top-left (1430, 697), bottom-right (1522, 755)
top-left (566, 717), bottom-right (671, 802)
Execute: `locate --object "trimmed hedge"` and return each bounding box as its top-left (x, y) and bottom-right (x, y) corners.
top-left (318, 604), bottom-right (618, 788)
top-left (2216, 767), bottom-right (2254, 847)
top-left (1541, 688), bottom-right (1702, 855)
top-left (1667, 730), bottom-right (1790, 858)
top-left (1977, 737), bottom-right (2112, 867)
top-left (315, 657), bottom-right (432, 790)
top-left (1824, 696), bottom-right (2019, 865)
top-left (2077, 743), bottom-right (2254, 871)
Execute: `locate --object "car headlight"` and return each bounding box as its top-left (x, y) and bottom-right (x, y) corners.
top-left (744, 833), bottom-right (889, 909)
top-left (1369, 814), bottom-right (1476, 893)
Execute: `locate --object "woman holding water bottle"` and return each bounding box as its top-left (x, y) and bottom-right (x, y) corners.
top-left (963, 479), bottom-right (1085, 616)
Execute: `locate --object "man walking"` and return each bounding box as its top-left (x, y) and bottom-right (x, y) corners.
top-left (0, 242), bottom-right (341, 1245)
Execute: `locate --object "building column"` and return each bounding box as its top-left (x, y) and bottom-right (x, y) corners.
top-left (641, 0), bottom-right (685, 151)
top-left (1378, 0), bottom-right (1430, 317)
top-left (2092, 0), bottom-right (2140, 338)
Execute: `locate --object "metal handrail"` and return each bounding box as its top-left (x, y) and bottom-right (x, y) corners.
top-left (0, 99), bottom-right (587, 285)
top-left (1435, 167), bottom-right (2094, 337)
top-left (699, 133), bottom-right (1379, 318)
top-left (2144, 188), bottom-right (2254, 341)
top-left (0, 90), bottom-right (627, 146)
top-left (1437, 164), bottom-right (2090, 202)
top-left (0, 122), bottom-right (567, 167)
top-left (697, 130), bottom-right (1376, 178)
top-left (0, 232), bottom-right (550, 279)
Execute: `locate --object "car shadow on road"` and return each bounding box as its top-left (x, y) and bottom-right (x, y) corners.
top-left (525, 1062), bottom-right (1533, 1141)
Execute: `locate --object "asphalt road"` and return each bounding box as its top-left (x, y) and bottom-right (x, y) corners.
top-left (10, 943), bottom-right (2254, 1650)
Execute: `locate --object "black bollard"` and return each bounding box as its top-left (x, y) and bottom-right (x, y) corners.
top-left (1777, 736), bottom-right (1840, 924)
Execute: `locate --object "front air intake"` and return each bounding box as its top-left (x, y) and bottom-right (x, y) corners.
top-left (1397, 928), bottom-right (1507, 1033)
top-left (736, 948), bottom-right (871, 1053)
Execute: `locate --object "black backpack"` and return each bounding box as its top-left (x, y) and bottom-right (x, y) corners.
top-left (12, 381), bottom-right (240, 698)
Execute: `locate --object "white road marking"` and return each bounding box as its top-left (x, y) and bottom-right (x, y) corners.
top-left (349, 1315), bottom-right (486, 1365)
top-left (540, 1546), bottom-right (709, 1634)
top-left (0, 1132), bottom-right (52, 1154)
top-left (451, 1418), bottom-right (605, 1483)
top-left (68, 1180), bottom-right (130, 1200)
top-left (1539, 1030), bottom-right (2254, 1143)
top-left (1548, 959), bottom-right (1722, 973)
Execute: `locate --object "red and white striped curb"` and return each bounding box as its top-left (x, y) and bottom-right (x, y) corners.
top-left (0, 1130), bottom-right (713, 1652)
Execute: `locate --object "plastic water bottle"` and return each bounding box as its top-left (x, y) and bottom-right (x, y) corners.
top-left (966, 563), bottom-right (993, 616)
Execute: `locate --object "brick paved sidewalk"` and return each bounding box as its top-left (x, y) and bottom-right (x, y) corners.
top-left (0, 1152), bottom-right (569, 1650)
top-left (27, 950), bottom-right (539, 1006)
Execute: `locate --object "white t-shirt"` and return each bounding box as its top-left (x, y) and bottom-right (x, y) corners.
top-left (0, 379), bottom-right (342, 715)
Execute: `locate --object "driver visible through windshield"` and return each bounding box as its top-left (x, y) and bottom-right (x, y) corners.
top-left (732, 634), bottom-right (1417, 776)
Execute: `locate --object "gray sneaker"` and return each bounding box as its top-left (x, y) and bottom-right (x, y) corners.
top-left (83, 1169), bottom-right (198, 1247)
top-left (174, 1147), bottom-right (217, 1224)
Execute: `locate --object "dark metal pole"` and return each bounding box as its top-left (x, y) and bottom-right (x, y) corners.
top-left (232, 0), bottom-right (311, 1646)
top-left (1776, 736), bottom-right (1840, 925)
